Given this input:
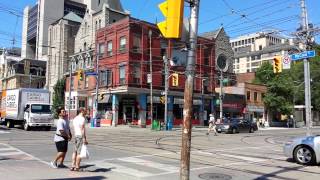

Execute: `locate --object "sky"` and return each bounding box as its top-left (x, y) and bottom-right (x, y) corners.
top-left (0, 0), bottom-right (319, 48)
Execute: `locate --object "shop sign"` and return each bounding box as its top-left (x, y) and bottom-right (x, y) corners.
top-left (246, 105), bottom-right (264, 112)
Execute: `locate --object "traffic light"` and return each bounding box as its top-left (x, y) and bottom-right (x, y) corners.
top-left (273, 56), bottom-right (282, 73)
top-left (77, 70), bottom-right (84, 81)
top-left (157, 0), bottom-right (184, 39)
top-left (172, 73), bottom-right (179, 86)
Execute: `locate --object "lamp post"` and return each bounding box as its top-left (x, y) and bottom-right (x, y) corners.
top-left (149, 30), bottom-right (153, 128)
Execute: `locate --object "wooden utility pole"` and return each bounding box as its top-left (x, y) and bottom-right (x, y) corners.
top-left (180, 0), bottom-right (200, 179)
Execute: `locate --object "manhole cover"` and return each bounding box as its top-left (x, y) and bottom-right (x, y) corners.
top-left (199, 173), bottom-right (232, 180)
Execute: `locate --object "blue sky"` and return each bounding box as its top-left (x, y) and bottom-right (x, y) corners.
top-left (0, 0), bottom-right (319, 48)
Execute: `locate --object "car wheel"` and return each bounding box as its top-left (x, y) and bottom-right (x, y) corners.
top-left (24, 121), bottom-right (30, 131)
top-left (249, 127), bottom-right (254, 133)
top-left (293, 146), bottom-right (316, 165)
top-left (6, 120), bottom-right (14, 128)
top-left (232, 128), bottom-right (237, 134)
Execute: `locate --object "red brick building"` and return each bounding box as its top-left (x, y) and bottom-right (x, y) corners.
top-left (66, 17), bottom-right (216, 127)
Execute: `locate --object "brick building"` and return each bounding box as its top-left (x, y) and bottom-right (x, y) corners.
top-left (66, 17), bottom-right (217, 127)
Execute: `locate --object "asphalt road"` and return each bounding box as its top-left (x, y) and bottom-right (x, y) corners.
top-left (0, 125), bottom-right (320, 180)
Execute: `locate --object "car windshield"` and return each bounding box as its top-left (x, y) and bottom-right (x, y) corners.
top-left (31, 104), bottom-right (51, 113)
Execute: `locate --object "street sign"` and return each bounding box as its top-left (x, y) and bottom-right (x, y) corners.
top-left (290, 50), bottom-right (316, 61)
top-left (85, 72), bottom-right (97, 76)
top-left (282, 55), bottom-right (291, 69)
top-left (147, 74), bottom-right (152, 83)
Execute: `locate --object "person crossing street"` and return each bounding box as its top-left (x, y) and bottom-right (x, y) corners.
top-left (206, 113), bottom-right (218, 136)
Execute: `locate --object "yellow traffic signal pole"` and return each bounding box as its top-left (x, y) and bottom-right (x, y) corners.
top-left (181, 0), bottom-right (200, 179)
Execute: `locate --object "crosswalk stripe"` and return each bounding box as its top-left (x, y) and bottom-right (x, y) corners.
top-left (0, 130), bottom-right (10, 134)
top-left (0, 147), bottom-right (15, 151)
top-left (219, 153), bottom-right (265, 162)
top-left (118, 157), bottom-right (179, 172)
top-left (0, 151), bottom-right (25, 156)
top-left (95, 161), bottom-right (154, 178)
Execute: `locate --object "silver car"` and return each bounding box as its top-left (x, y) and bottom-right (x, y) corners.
top-left (283, 135), bottom-right (320, 165)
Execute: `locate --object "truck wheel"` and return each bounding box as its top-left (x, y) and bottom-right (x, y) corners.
top-left (6, 120), bottom-right (14, 128)
top-left (23, 121), bottom-right (30, 131)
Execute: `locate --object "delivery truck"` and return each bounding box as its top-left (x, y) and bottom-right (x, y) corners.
top-left (0, 88), bottom-right (54, 131)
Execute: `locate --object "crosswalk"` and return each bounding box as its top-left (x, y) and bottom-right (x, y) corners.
top-left (0, 130), bottom-right (10, 134)
top-left (92, 145), bottom-right (285, 178)
top-left (0, 143), bottom-right (32, 161)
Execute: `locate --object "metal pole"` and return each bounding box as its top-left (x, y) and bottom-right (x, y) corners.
top-left (220, 69), bottom-right (223, 120)
top-left (29, 73), bottom-right (31, 88)
top-left (68, 61), bottom-right (72, 121)
top-left (164, 56), bottom-right (168, 130)
top-left (149, 30), bottom-right (153, 128)
top-left (300, 0), bottom-right (312, 136)
top-left (180, 0), bottom-right (200, 179)
top-left (94, 51), bottom-right (100, 121)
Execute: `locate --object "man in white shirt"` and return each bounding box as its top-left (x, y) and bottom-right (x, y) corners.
top-left (207, 113), bottom-right (218, 136)
top-left (70, 108), bottom-right (88, 171)
top-left (50, 107), bottom-right (71, 168)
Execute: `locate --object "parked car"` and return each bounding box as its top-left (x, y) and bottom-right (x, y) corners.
top-left (283, 135), bottom-right (320, 165)
top-left (216, 118), bottom-right (258, 134)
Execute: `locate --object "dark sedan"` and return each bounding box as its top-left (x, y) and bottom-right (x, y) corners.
top-left (216, 118), bottom-right (258, 134)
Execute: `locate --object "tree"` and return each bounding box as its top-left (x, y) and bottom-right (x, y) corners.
top-left (254, 44), bottom-right (320, 115)
top-left (52, 78), bottom-right (66, 119)
top-left (254, 62), bottom-right (294, 115)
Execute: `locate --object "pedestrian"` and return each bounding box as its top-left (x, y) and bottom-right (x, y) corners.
top-left (50, 107), bottom-right (72, 169)
top-left (70, 107), bottom-right (88, 171)
top-left (206, 113), bottom-right (218, 136)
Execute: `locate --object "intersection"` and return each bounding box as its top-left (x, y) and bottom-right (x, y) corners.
top-left (0, 126), bottom-right (319, 180)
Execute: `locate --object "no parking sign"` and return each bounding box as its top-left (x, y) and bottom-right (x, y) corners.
top-left (282, 55), bottom-right (291, 69)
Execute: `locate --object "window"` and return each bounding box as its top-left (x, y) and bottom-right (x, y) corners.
top-left (100, 70), bottom-right (112, 86)
top-left (247, 91), bottom-right (251, 101)
top-left (99, 19), bottom-right (101, 29)
top-left (132, 35), bottom-right (141, 53)
top-left (251, 56), bottom-right (255, 60)
top-left (98, 43), bottom-right (104, 57)
top-left (132, 65), bottom-right (141, 84)
top-left (107, 41), bottom-right (112, 56)
top-left (85, 76), bottom-right (89, 88)
top-left (119, 36), bottom-right (126, 52)
top-left (204, 50), bottom-right (210, 65)
top-left (95, 21), bottom-right (97, 31)
top-left (254, 92), bottom-right (258, 101)
top-left (78, 100), bottom-right (85, 108)
top-left (119, 66), bottom-right (126, 85)
top-left (70, 77), bottom-right (74, 90)
top-left (66, 96), bottom-right (76, 110)
top-left (259, 45), bottom-right (262, 50)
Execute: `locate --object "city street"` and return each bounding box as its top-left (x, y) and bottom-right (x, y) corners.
top-left (0, 125), bottom-right (320, 180)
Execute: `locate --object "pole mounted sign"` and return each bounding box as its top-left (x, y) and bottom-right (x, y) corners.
top-left (291, 50), bottom-right (315, 61)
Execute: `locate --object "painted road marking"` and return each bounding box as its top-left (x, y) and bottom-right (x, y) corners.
top-left (118, 157), bottom-right (179, 172)
top-left (219, 153), bottom-right (265, 162)
top-left (0, 143), bottom-right (49, 165)
top-left (95, 161), bottom-right (154, 178)
top-left (0, 130), bottom-right (10, 134)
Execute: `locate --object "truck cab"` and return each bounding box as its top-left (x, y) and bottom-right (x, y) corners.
top-left (23, 103), bottom-right (54, 131)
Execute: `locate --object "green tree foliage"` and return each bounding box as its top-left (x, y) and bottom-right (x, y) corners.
top-left (52, 78), bottom-right (66, 118)
top-left (254, 44), bottom-right (320, 114)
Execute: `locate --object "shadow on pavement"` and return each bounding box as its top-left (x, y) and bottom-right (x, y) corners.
top-left (44, 176), bottom-right (106, 180)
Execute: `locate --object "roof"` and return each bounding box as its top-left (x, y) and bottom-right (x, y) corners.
top-left (63, 12), bottom-right (83, 23)
top-left (201, 28), bottom-right (223, 39)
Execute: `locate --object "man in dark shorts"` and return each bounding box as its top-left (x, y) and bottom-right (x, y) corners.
top-left (50, 107), bottom-right (72, 168)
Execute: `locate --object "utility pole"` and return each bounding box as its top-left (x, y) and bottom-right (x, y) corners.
top-left (149, 30), bottom-right (153, 128)
top-left (68, 61), bottom-right (72, 121)
top-left (164, 56), bottom-right (169, 130)
top-left (219, 69), bottom-right (223, 120)
top-left (180, 0), bottom-right (200, 179)
top-left (94, 50), bottom-right (100, 123)
top-left (300, 0), bottom-right (312, 136)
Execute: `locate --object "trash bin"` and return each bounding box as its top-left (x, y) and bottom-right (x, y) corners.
top-left (152, 120), bottom-right (160, 130)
